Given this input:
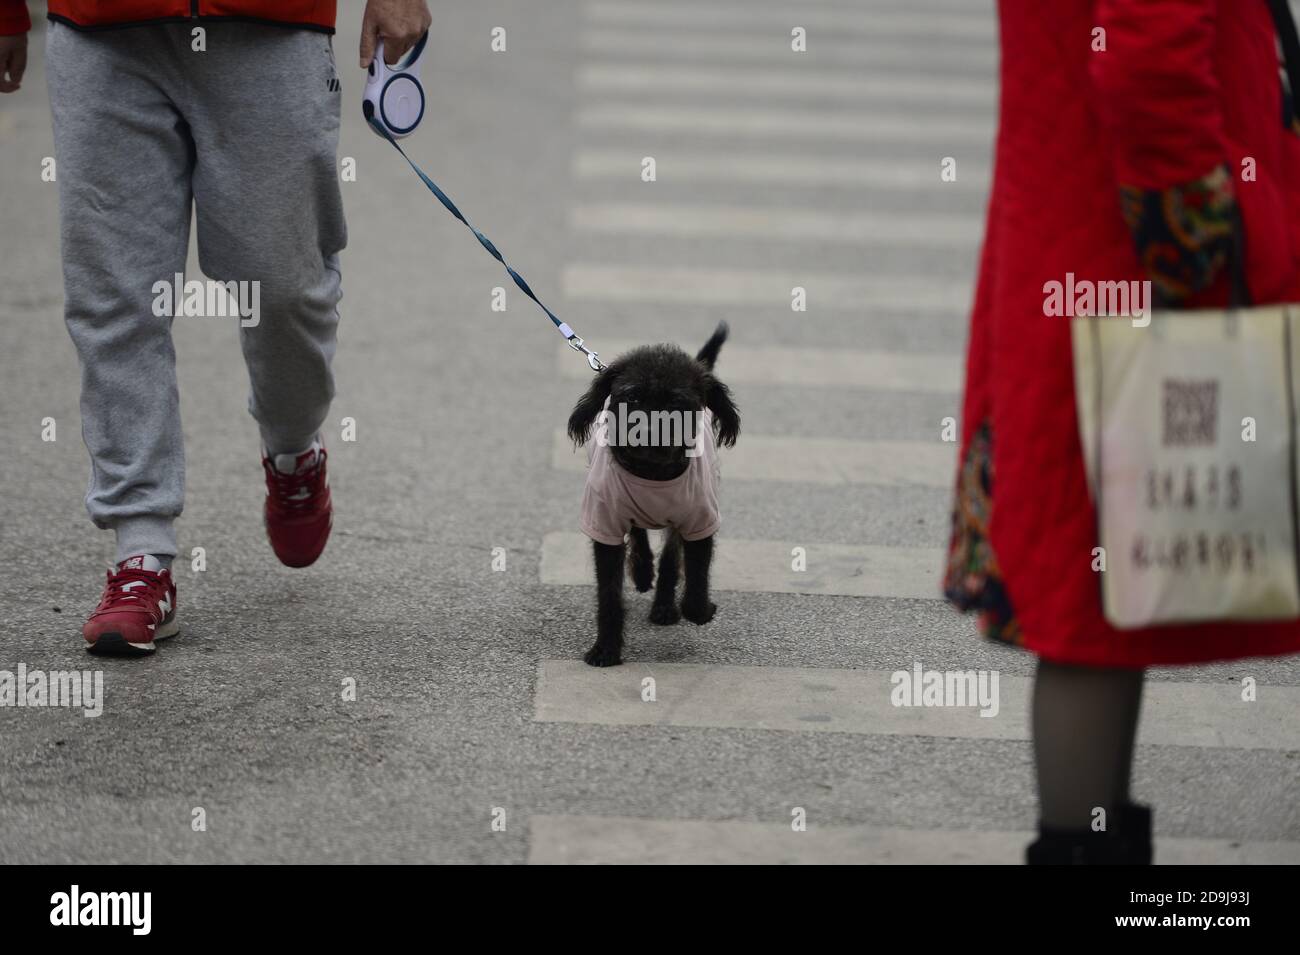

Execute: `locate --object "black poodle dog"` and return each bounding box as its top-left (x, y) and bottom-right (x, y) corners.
top-left (567, 322), bottom-right (740, 667)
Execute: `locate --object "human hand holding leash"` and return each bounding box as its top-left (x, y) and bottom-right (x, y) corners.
top-left (359, 0), bottom-right (431, 68)
top-left (0, 33), bottom-right (26, 93)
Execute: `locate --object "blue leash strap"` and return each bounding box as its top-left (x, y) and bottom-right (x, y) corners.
top-left (367, 116), bottom-right (606, 372)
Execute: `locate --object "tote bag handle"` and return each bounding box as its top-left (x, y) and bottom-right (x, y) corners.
top-left (1268, 0), bottom-right (1300, 116)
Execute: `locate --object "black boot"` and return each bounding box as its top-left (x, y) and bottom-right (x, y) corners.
top-left (1025, 803), bottom-right (1152, 865)
top-left (1025, 826), bottom-right (1107, 864)
top-left (1111, 802), bottom-right (1153, 865)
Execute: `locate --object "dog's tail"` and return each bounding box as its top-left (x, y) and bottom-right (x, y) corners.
top-left (696, 321), bottom-right (728, 370)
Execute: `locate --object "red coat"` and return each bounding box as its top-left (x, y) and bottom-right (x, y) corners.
top-left (954, 0), bottom-right (1300, 666)
top-left (0, 0), bottom-right (336, 35)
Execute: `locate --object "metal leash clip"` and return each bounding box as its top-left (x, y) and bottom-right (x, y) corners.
top-left (568, 335), bottom-right (606, 372)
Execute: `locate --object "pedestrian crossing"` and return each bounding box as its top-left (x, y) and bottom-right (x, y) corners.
top-left (577, 65), bottom-right (998, 106)
top-left (528, 816), bottom-right (1300, 865)
top-left (563, 265), bottom-right (971, 310)
top-left (570, 202), bottom-right (984, 245)
top-left (532, 0), bottom-right (1299, 864)
top-left (552, 432), bottom-right (956, 487)
top-left (584, 1), bottom-right (998, 39)
top-left (577, 104), bottom-right (994, 144)
top-left (535, 661), bottom-right (1300, 751)
top-left (542, 532), bottom-right (944, 599)
top-left (554, 340), bottom-right (963, 392)
top-left (573, 150), bottom-right (989, 191)
top-left (580, 31), bottom-right (999, 71)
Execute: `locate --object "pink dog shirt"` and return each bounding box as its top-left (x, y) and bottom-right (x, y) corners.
top-left (580, 407), bottom-right (722, 545)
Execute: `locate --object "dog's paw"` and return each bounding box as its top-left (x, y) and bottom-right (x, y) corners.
top-left (583, 643), bottom-right (624, 667)
top-left (631, 564), bottom-right (654, 593)
top-left (680, 600), bottom-right (717, 625)
top-left (649, 602), bottom-right (681, 625)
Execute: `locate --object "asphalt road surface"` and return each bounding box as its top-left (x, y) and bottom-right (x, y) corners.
top-left (0, 0), bottom-right (1297, 863)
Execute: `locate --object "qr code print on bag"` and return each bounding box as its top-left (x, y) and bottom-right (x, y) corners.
top-left (1162, 379), bottom-right (1218, 447)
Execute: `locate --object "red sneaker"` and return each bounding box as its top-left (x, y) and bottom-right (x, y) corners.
top-left (83, 555), bottom-right (179, 655)
top-left (263, 440), bottom-right (333, 568)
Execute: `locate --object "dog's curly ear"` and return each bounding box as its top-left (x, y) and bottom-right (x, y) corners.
top-left (567, 365), bottom-right (618, 446)
top-left (705, 375), bottom-right (740, 448)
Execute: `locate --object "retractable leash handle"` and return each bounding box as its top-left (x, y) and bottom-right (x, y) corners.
top-left (363, 34), bottom-right (606, 373)
top-left (363, 33), bottom-right (430, 138)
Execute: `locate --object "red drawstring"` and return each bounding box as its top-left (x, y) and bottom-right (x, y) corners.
top-left (99, 567), bottom-right (166, 610)
top-left (264, 451), bottom-right (327, 512)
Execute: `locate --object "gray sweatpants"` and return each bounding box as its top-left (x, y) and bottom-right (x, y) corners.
top-left (46, 20), bottom-right (347, 562)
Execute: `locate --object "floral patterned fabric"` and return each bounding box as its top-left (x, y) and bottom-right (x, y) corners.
top-left (942, 422), bottom-right (1021, 646)
top-left (1118, 164), bottom-right (1235, 306)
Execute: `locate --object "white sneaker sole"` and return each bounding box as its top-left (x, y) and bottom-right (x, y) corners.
top-left (86, 615), bottom-right (179, 655)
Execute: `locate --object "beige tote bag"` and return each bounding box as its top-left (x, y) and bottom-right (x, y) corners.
top-left (1071, 305), bottom-right (1300, 627)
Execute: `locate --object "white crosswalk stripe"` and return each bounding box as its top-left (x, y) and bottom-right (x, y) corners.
top-left (571, 201), bottom-right (983, 245)
top-left (554, 340), bottom-right (964, 392)
top-left (552, 431), bottom-right (956, 487)
top-left (584, 1), bottom-right (998, 40)
top-left (581, 30), bottom-right (998, 70)
top-left (563, 265), bottom-right (971, 309)
top-left (577, 104), bottom-right (993, 144)
top-left (541, 532), bottom-right (944, 599)
top-left (528, 815), bottom-right (1300, 865)
top-left (577, 64), bottom-right (997, 106)
top-left (534, 661), bottom-right (1300, 751)
top-left (573, 150), bottom-right (989, 191)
